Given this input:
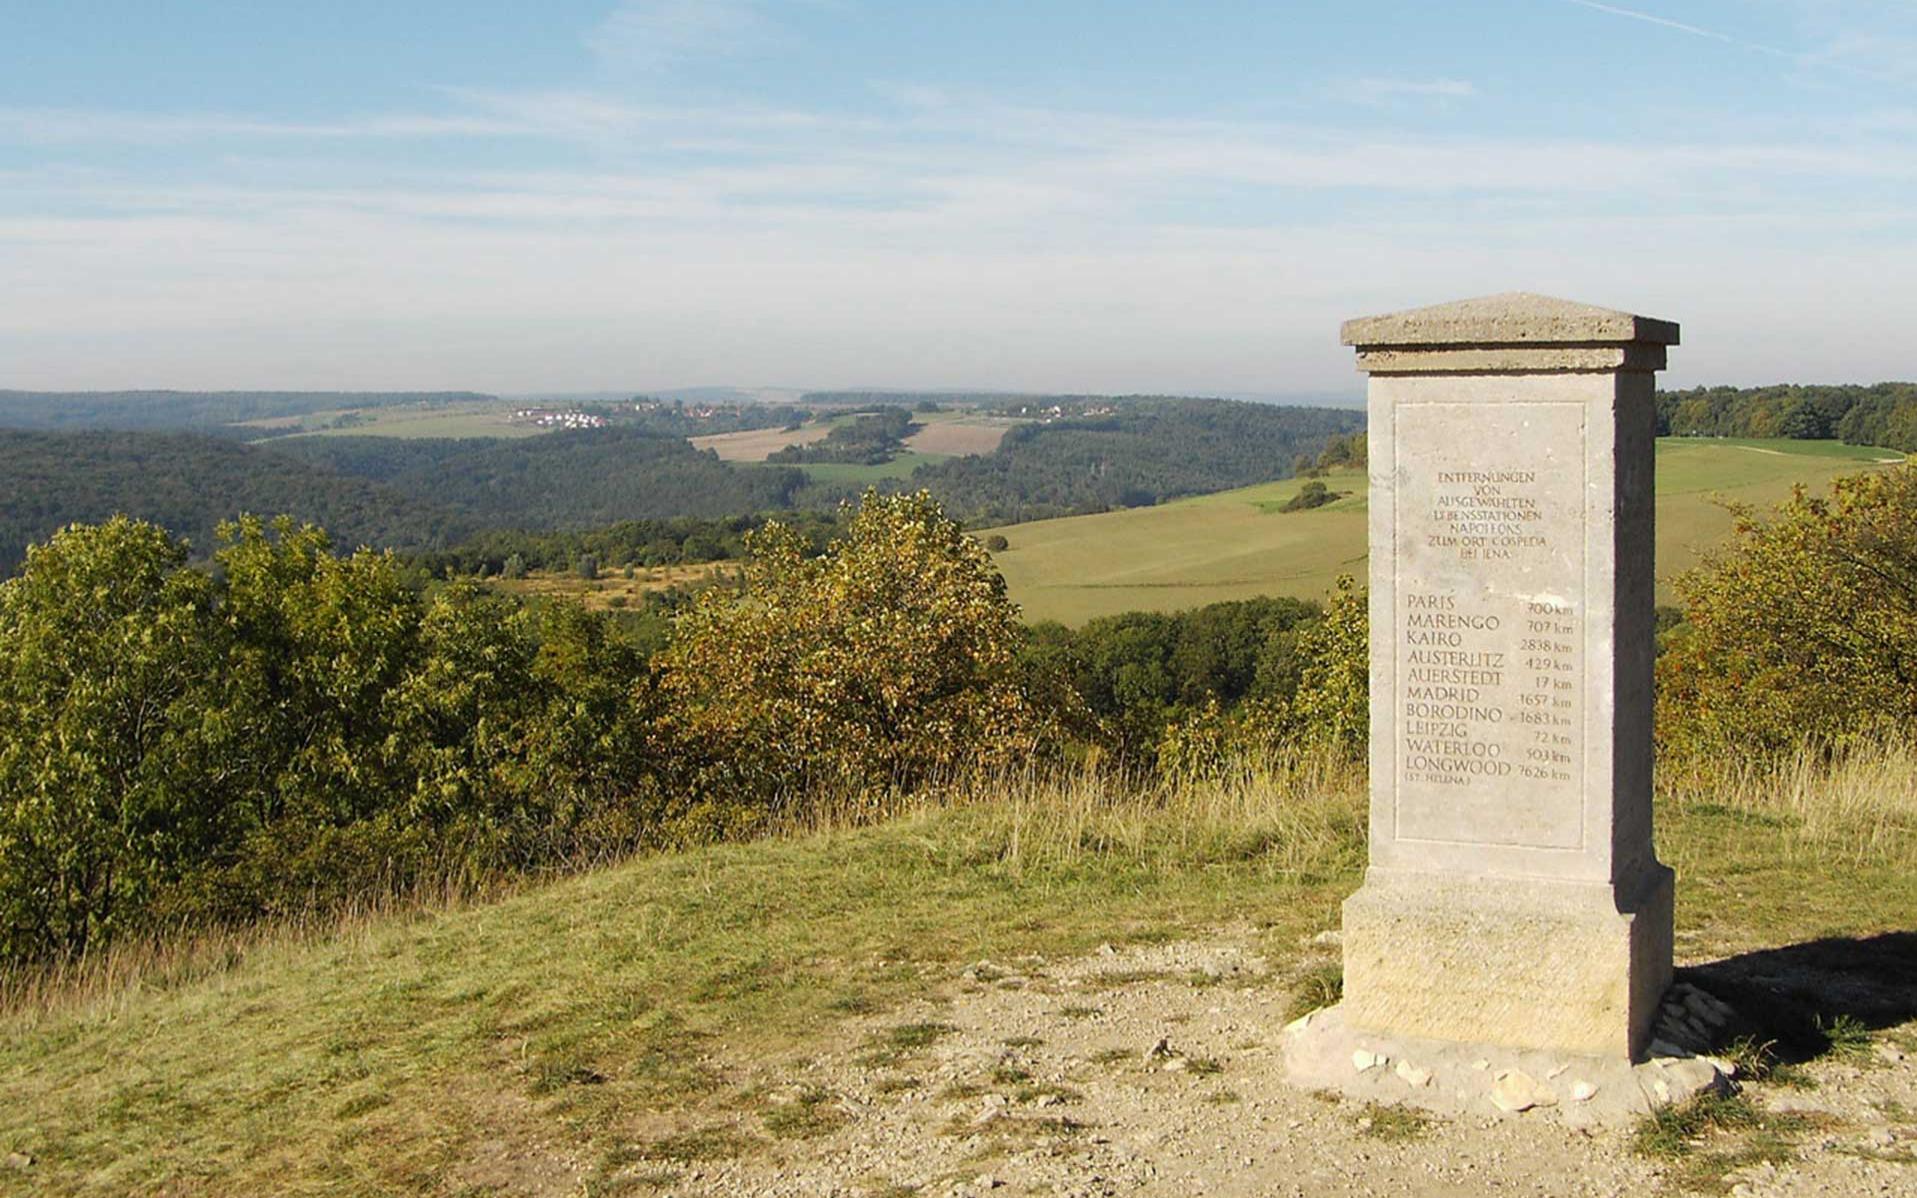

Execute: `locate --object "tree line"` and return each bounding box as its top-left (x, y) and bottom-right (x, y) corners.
top-left (767, 406), bottom-right (917, 464)
top-left (1656, 382), bottom-right (1917, 450)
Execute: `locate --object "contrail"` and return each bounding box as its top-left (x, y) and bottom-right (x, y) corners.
top-left (1561, 0), bottom-right (1795, 59)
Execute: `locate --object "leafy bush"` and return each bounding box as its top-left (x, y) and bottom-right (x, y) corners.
top-left (1657, 466), bottom-right (1917, 759)
top-left (1284, 577), bottom-right (1369, 756)
top-left (1020, 597), bottom-right (1322, 761)
top-left (0, 515), bottom-right (669, 962)
top-left (0, 518), bottom-right (219, 959)
top-left (1152, 579), bottom-right (1368, 775)
top-left (658, 491), bottom-right (1055, 823)
top-left (1280, 481), bottom-right (1334, 512)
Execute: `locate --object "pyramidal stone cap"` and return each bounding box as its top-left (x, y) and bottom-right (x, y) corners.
top-left (1341, 293), bottom-right (1679, 375)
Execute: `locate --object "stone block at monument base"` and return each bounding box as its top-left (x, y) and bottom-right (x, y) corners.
top-left (1282, 294), bottom-right (1721, 1121)
top-left (1341, 866), bottom-right (1672, 1059)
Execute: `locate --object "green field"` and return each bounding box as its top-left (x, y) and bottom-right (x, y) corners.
top-left (745, 450), bottom-right (953, 484)
top-left (989, 438), bottom-right (1904, 625)
top-left (250, 400), bottom-right (545, 441)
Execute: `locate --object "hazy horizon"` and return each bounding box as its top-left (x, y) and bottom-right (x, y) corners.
top-left (6, 1), bottom-right (1917, 393)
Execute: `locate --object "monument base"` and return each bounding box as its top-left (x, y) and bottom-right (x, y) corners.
top-left (1340, 864), bottom-right (1674, 1059)
top-left (1280, 995), bottom-right (1729, 1127)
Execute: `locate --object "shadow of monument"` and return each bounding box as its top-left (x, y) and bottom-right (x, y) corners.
top-left (1679, 932), bottom-right (1917, 1062)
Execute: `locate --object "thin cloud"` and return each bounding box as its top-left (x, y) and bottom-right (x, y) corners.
top-left (588, 0), bottom-right (781, 71)
top-left (1333, 77), bottom-right (1477, 106)
top-left (0, 107), bottom-right (526, 146)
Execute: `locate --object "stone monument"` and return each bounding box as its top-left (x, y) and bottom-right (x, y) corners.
top-left (1284, 294), bottom-right (1728, 1119)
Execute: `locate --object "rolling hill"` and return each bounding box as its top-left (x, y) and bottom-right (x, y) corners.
top-left (987, 437), bottom-right (1904, 625)
top-left (0, 430), bottom-right (474, 570)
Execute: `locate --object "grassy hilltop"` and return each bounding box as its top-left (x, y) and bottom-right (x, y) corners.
top-left (2, 751), bottom-right (1912, 1196)
top-left (989, 437), bottom-right (1903, 625)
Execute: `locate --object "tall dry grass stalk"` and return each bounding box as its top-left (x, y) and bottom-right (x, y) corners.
top-left (0, 873), bottom-right (503, 1029)
top-left (981, 750), bottom-right (1367, 878)
top-left (794, 748), bottom-right (1368, 878)
top-left (1660, 738), bottom-right (1917, 866)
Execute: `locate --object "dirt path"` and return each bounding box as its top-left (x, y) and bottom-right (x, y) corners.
top-left (624, 933), bottom-right (1917, 1197)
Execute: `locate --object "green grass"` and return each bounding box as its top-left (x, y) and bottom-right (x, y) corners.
top-left (0, 764), bottom-right (1361, 1196)
top-left (2, 746), bottom-right (1912, 1196)
top-left (1283, 960), bottom-right (1344, 1023)
top-left (987, 438), bottom-right (1901, 624)
top-left (1691, 437), bottom-right (1903, 462)
top-left (1630, 1092), bottom-right (1813, 1192)
top-left (1356, 1102), bottom-right (1431, 1142)
top-left (759, 1086), bottom-right (848, 1140)
top-left (774, 451), bottom-right (952, 484)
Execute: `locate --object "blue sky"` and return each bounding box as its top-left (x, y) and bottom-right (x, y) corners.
top-left (3, 1), bottom-right (1915, 394)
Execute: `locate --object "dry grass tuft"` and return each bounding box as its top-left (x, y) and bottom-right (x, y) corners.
top-left (1662, 740), bottom-right (1917, 867)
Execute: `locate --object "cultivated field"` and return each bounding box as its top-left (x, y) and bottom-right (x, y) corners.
top-left (490, 562), bottom-right (736, 610)
top-left (697, 411), bottom-right (1017, 464)
top-left (249, 400), bottom-right (546, 440)
top-left (689, 424), bottom-right (830, 460)
top-left (990, 438), bottom-right (1903, 625)
top-left (903, 415), bottom-right (1015, 456)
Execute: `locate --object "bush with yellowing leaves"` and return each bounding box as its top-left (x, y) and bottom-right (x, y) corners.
top-left (657, 491), bottom-right (1057, 826)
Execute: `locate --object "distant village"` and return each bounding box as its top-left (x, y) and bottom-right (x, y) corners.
top-left (998, 401), bottom-right (1116, 421)
top-left (510, 407), bottom-right (607, 430)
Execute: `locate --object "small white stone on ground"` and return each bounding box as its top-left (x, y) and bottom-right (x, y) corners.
top-left (1489, 1070), bottom-right (1556, 1113)
top-left (1394, 1060), bottom-right (1432, 1087)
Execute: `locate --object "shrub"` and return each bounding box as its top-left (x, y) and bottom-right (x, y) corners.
top-left (0, 515), bottom-right (665, 963)
top-left (658, 491), bottom-right (1054, 823)
top-left (0, 519), bottom-right (220, 960)
top-left (1280, 480), bottom-right (1334, 512)
top-left (1283, 577), bottom-right (1368, 757)
top-left (983, 534), bottom-right (1010, 552)
top-left (1657, 465), bottom-right (1917, 759)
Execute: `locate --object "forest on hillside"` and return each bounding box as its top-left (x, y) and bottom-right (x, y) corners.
top-left (268, 429), bottom-right (810, 526)
top-left (0, 430), bottom-right (473, 571)
top-left (916, 399), bottom-right (1365, 524)
top-left (0, 397), bottom-right (1360, 574)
